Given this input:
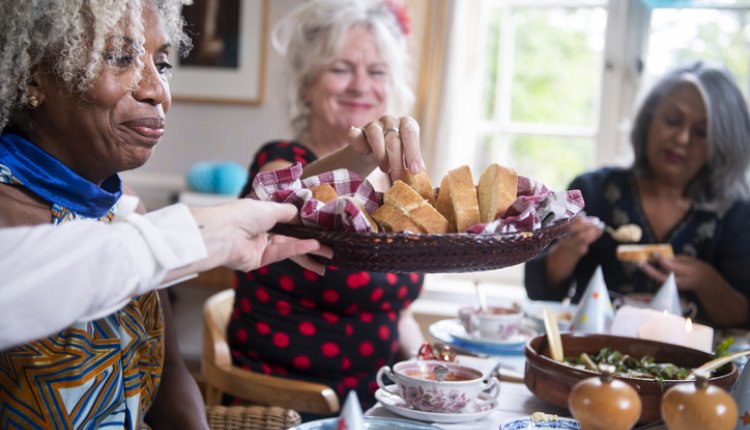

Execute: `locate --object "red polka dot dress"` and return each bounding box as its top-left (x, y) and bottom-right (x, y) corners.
top-left (227, 141), bottom-right (424, 411)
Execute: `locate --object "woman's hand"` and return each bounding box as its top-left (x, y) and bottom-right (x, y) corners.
top-left (640, 253), bottom-right (749, 327)
top-left (348, 114), bottom-right (424, 181)
top-left (190, 199), bottom-right (333, 274)
top-left (543, 214), bottom-right (604, 288)
top-left (639, 254), bottom-right (717, 294)
top-left (554, 214), bottom-right (604, 258)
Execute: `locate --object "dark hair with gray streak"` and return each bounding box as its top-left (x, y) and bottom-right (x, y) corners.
top-left (630, 60), bottom-right (750, 212)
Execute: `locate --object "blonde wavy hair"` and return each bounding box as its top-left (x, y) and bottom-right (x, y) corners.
top-left (0, 0), bottom-right (192, 133)
top-left (273, 0), bottom-right (414, 137)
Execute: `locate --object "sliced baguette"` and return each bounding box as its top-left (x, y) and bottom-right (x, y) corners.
top-left (616, 244), bottom-right (674, 262)
top-left (435, 175), bottom-right (456, 232)
top-left (478, 163), bottom-right (518, 223)
top-left (384, 180), bottom-right (450, 234)
top-left (447, 165), bottom-right (480, 232)
top-left (403, 169), bottom-right (436, 207)
top-left (371, 204), bottom-right (425, 233)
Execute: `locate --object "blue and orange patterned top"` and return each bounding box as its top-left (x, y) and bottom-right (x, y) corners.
top-left (0, 133), bottom-right (163, 429)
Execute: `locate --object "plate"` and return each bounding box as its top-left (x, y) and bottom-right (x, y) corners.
top-left (448, 321), bottom-right (537, 347)
top-left (501, 416), bottom-right (580, 429)
top-left (428, 319), bottom-right (537, 355)
top-left (523, 300), bottom-right (577, 331)
top-left (270, 221), bottom-right (568, 273)
top-left (375, 386), bottom-right (498, 424)
top-left (292, 416), bottom-right (440, 429)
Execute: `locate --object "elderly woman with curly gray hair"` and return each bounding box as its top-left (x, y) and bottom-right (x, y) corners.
top-left (525, 60), bottom-right (750, 329)
top-left (0, 1), bottom-right (210, 428)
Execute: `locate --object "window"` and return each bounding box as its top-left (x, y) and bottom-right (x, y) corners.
top-left (474, 1), bottom-right (607, 191)
top-left (428, 0), bottom-right (750, 295)
top-left (644, 5), bottom-right (750, 98)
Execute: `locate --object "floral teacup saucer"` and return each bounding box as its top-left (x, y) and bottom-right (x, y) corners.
top-left (375, 385), bottom-right (498, 424)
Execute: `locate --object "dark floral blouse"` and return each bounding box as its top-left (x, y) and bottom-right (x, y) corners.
top-left (525, 167), bottom-right (750, 326)
top-left (228, 141), bottom-right (424, 412)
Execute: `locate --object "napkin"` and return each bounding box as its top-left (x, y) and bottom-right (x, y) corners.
top-left (650, 272), bottom-right (682, 316)
top-left (336, 391), bottom-right (366, 430)
top-left (250, 163), bottom-right (379, 233)
top-left (249, 163), bottom-right (584, 234)
top-left (569, 266), bottom-right (614, 334)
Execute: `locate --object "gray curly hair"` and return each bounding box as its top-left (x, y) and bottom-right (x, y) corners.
top-left (630, 60), bottom-right (750, 212)
top-left (273, 0), bottom-right (414, 137)
top-left (0, 0), bottom-right (192, 133)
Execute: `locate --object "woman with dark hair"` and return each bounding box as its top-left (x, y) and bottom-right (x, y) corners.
top-left (525, 60), bottom-right (750, 328)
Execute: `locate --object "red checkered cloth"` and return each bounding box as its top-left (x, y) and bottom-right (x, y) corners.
top-left (249, 163), bottom-right (379, 232)
top-left (467, 176), bottom-right (584, 234)
top-left (249, 164), bottom-right (584, 234)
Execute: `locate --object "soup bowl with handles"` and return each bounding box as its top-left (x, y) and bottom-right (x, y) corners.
top-left (376, 359), bottom-right (500, 413)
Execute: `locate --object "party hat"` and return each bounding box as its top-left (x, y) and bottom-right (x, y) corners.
top-left (569, 266), bottom-right (614, 333)
top-left (335, 391), bottom-right (366, 430)
top-left (732, 355), bottom-right (750, 430)
top-left (650, 272), bottom-right (682, 316)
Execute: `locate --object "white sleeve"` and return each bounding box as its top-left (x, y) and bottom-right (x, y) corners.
top-left (0, 201), bottom-right (207, 350)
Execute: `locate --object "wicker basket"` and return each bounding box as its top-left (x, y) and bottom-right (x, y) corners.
top-left (206, 405), bottom-right (301, 430)
top-left (271, 220), bottom-right (569, 273)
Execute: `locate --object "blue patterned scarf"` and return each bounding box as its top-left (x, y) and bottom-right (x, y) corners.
top-left (0, 132), bottom-right (121, 218)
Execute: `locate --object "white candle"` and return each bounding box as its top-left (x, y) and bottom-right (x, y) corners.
top-left (684, 318), bottom-right (714, 353)
top-left (638, 311), bottom-right (688, 346)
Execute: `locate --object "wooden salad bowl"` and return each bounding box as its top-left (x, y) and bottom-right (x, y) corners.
top-left (524, 333), bottom-right (738, 424)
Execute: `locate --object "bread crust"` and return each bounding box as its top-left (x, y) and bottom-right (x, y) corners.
top-left (448, 166), bottom-right (480, 232)
top-left (383, 180), bottom-right (450, 234)
top-left (478, 163), bottom-right (518, 223)
top-left (403, 170), bottom-right (436, 206)
top-left (310, 183), bottom-right (338, 204)
top-left (616, 244), bottom-right (674, 262)
top-left (435, 175), bottom-right (456, 232)
top-left (371, 204), bottom-right (425, 233)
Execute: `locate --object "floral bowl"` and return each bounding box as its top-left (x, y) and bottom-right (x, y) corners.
top-left (376, 359), bottom-right (499, 413)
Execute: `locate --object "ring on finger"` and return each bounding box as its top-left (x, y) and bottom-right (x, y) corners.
top-left (384, 127), bottom-right (400, 135)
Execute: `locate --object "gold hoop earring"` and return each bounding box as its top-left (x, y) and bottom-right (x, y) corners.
top-left (27, 96), bottom-right (40, 109)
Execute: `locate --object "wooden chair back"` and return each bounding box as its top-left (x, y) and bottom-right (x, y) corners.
top-left (202, 289), bottom-right (340, 415)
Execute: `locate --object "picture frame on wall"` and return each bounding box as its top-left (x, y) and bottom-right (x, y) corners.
top-left (170, 0), bottom-right (267, 105)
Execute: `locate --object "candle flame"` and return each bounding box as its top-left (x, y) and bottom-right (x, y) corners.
top-left (685, 318), bottom-right (693, 333)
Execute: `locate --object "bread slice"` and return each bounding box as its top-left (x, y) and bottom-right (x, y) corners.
top-left (616, 244), bottom-right (674, 262)
top-left (435, 175), bottom-right (456, 232)
top-left (403, 169), bottom-right (436, 206)
top-left (384, 180), bottom-right (450, 234)
top-left (478, 163), bottom-right (518, 223)
top-left (371, 204), bottom-right (425, 233)
top-left (310, 183), bottom-right (337, 204)
top-left (447, 166), bottom-right (480, 232)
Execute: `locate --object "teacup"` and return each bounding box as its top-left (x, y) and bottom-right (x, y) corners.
top-left (376, 359), bottom-right (499, 413)
top-left (458, 305), bottom-right (523, 340)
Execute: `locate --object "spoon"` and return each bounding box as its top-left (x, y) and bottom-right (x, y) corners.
top-left (604, 223), bottom-right (643, 243)
top-left (474, 280), bottom-right (488, 313)
top-left (542, 307), bottom-right (564, 361)
top-left (688, 349), bottom-right (750, 379)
